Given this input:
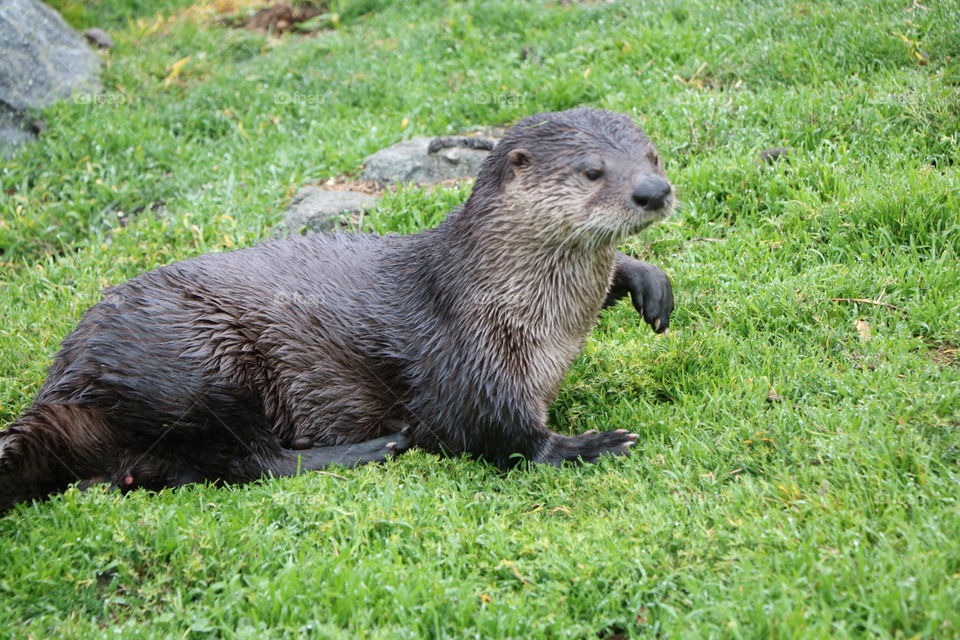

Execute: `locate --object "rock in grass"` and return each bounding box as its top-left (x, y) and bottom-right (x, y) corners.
top-left (83, 27), bottom-right (115, 50)
top-left (361, 136), bottom-right (498, 185)
top-left (280, 187), bottom-right (378, 234)
top-left (756, 146), bottom-right (791, 165)
top-left (0, 106), bottom-right (33, 151)
top-left (0, 0), bottom-right (101, 155)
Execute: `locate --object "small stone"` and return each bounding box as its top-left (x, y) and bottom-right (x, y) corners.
top-left (0, 109), bottom-right (34, 156)
top-left (756, 147), bottom-right (791, 165)
top-left (0, 0), bottom-right (101, 155)
top-left (427, 136), bottom-right (496, 153)
top-left (83, 27), bottom-right (115, 49)
top-left (361, 136), bottom-right (498, 185)
top-left (280, 187), bottom-right (378, 234)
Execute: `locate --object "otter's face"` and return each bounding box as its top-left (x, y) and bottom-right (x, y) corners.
top-left (569, 144), bottom-right (673, 234)
top-left (493, 110), bottom-right (674, 248)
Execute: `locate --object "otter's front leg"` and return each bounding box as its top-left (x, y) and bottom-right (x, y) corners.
top-left (603, 252), bottom-right (673, 333)
top-left (421, 400), bottom-right (636, 468)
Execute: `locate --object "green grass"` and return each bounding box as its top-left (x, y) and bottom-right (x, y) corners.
top-left (2, 0), bottom-right (959, 637)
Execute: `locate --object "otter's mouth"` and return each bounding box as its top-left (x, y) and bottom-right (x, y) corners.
top-left (649, 197), bottom-right (675, 220)
top-left (624, 197), bottom-right (674, 234)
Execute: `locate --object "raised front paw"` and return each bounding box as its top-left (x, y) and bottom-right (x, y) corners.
top-left (538, 429), bottom-right (638, 465)
top-left (604, 255), bottom-right (674, 334)
top-left (622, 262), bottom-right (674, 333)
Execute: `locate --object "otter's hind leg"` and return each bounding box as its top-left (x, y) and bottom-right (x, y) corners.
top-left (83, 432), bottom-right (411, 495)
top-left (245, 432), bottom-right (411, 480)
top-left (0, 404), bottom-right (117, 512)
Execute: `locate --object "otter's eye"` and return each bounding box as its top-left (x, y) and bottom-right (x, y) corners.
top-left (584, 168), bottom-right (603, 181)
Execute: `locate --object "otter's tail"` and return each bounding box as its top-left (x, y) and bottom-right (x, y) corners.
top-left (0, 405), bottom-right (109, 513)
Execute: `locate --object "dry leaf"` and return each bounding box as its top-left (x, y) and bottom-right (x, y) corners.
top-left (855, 319), bottom-right (872, 341)
top-left (163, 56), bottom-right (191, 86)
top-left (635, 607), bottom-right (649, 624)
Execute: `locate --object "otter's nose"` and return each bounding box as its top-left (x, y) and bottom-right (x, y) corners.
top-left (631, 177), bottom-right (672, 210)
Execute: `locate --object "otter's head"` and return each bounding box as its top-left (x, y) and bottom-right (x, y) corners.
top-left (468, 108), bottom-right (673, 248)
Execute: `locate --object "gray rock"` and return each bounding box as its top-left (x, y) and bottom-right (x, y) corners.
top-left (756, 147), bottom-right (791, 165)
top-left (0, 0), bottom-right (101, 153)
top-left (0, 104), bottom-right (33, 155)
top-left (361, 135), bottom-right (497, 185)
top-left (280, 187), bottom-right (378, 234)
top-left (83, 27), bottom-right (115, 50)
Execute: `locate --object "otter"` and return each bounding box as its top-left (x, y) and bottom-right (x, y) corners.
top-left (0, 108), bottom-right (674, 513)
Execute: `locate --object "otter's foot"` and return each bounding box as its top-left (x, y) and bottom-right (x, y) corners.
top-left (603, 254), bottom-right (673, 333)
top-left (270, 432), bottom-right (411, 476)
top-left (536, 429), bottom-right (637, 466)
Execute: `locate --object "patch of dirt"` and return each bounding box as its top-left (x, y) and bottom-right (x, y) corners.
top-left (931, 344), bottom-right (958, 367)
top-left (218, 2), bottom-right (329, 36)
top-left (244, 4), bottom-right (323, 34)
top-left (313, 173), bottom-right (476, 195)
top-left (314, 176), bottom-right (385, 195)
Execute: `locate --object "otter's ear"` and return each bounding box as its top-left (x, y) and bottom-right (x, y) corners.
top-left (497, 148), bottom-right (531, 187)
top-left (508, 149), bottom-right (531, 170)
